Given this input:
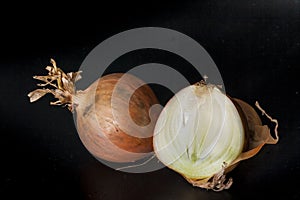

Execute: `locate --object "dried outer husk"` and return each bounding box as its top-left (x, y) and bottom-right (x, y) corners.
top-left (28, 58), bottom-right (81, 111)
top-left (184, 97), bottom-right (279, 191)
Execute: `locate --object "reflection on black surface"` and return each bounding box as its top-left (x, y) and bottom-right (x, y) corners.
top-left (79, 161), bottom-right (233, 200)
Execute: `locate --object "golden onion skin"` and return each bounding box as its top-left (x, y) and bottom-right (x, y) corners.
top-left (75, 73), bottom-right (160, 163)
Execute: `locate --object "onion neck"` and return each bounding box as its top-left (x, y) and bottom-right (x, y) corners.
top-left (27, 58), bottom-right (82, 112)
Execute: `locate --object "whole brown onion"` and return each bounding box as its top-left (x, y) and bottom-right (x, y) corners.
top-left (28, 59), bottom-right (160, 162)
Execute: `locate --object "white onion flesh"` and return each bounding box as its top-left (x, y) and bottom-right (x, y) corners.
top-left (153, 83), bottom-right (244, 179)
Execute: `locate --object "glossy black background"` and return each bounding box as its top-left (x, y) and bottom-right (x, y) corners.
top-left (1, 1), bottom-right (299, 199)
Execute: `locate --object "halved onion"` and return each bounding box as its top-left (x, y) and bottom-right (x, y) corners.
top-left (153, 81), bottom-right (279, 191)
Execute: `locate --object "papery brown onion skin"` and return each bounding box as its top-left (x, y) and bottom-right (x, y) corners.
top-left (74, 73), bottom-right (160, 163)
